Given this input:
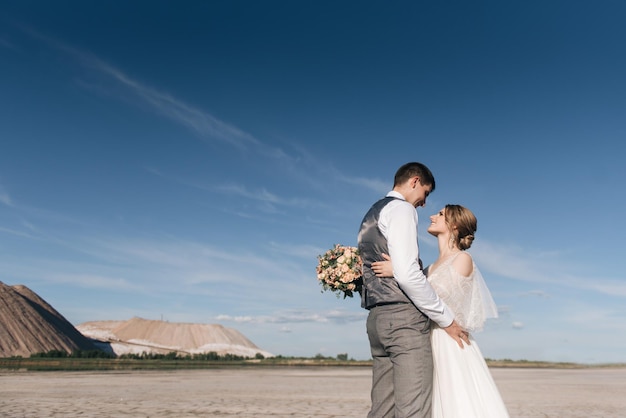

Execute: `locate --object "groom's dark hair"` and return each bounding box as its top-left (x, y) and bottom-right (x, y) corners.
top-left (393, 162), bottom-right (436, 190)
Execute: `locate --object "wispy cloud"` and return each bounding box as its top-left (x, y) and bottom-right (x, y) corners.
top-left (0, 184), bottom-right (13, 206)
top-left (47, 273), bottom-right (140, 291)
top-left (0, 226), bottom-right (36, 239)
top-left (144, 167), bottom-right (332, 217)
top-left (338, 173), bottom-right (389, 194)
top-left (564, 302), bottom-right (626, 330)
top-left (216, 309), bottom-right (366, 325)
top-left (216, 184), bottom-right (323, 210)
top-left (267, 242), bottom-right (326, 259)
top-left (0, 37), bottom-right (17, 50)
top-left (85, 237), bottom-right (279, 272)
top-left (473, 241), bottom-right (626, 297)
top-left (92, 65), bottom-right (261, 150)
top-left (519, 290), bottom-right (551, 298)
top-left (17, 24), bottom-right (268, 153)
top-left (17, 24), bottom-right (386, 197)
top-left (573, 279), bottom-right (626, 298)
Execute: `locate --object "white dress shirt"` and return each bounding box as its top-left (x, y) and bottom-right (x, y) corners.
top-left (378, 191), bottom-right (454, 327)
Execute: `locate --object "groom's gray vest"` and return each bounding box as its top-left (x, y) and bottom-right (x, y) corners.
top-left (358, 196), bottom-right (413, 310)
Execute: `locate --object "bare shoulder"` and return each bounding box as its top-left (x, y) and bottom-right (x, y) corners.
top-left (451, 252), bottom-right (473, 277)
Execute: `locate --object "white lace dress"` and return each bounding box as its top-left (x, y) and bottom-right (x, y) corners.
top-left (426, 253), bottom-right (509, 418)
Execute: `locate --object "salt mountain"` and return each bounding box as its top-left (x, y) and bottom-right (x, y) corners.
top-left (0, 281), bottom-right (273, 358)
top-left (0, 281), bottom-right (97, 357)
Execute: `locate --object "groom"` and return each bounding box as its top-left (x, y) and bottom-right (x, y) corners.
top-left (358, 162), bottom-right (469, 418)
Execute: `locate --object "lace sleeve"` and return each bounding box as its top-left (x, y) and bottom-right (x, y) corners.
top-left (430, 261), bottom-right (498, 332)
top-left (466, 263), bottom-right (499, 331)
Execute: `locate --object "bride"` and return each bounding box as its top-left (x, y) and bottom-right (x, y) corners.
top-left (372, 204), bottom-right (509, 417)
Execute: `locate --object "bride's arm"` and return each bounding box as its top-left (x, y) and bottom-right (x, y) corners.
top-left (372, 254), bottom-right (393, 277)
top-left (372, 253), bottom-right (423, 277)
top-left (371, 253), bottom-right (394, 277)
top-left (451, 252), bottom-right (473, 276)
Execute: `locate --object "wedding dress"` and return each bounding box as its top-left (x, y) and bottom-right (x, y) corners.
top-left (426, 253), bottom-right (510, 418)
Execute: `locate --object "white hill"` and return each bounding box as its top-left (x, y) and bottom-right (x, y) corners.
top-left (77, 317), bottom-right (274, 358)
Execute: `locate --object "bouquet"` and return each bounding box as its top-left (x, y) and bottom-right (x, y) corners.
top-left (316, 244), bottom-right (363, 299)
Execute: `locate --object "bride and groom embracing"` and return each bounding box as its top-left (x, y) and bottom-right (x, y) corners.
top-left (357, 162), bottom-right (509, 418)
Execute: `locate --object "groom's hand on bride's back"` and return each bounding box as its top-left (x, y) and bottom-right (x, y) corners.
top-left (444, 321), bottom-right (470, 349)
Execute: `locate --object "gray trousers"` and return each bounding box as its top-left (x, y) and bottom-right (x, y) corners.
top-left (366, 303), bottom-right (433, 418)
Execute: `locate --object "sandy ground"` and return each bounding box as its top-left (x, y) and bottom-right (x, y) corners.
top-left (1, 367), bottom-right (626, 417)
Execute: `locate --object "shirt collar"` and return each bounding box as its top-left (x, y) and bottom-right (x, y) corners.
top-left (386, 190), bottom-right (405, 201)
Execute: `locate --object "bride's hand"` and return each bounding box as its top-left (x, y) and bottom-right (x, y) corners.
top-left (371, 253), bottom-right (394, 277)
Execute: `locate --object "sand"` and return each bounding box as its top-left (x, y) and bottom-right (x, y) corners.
top-left (1, 367), bottom-right (626, 417)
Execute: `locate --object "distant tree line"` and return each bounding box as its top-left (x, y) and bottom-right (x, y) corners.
top-left (28, 349), bottom-right (267, 361)
top-left (27, 350), bottom-right (361, 362)
top-left (117, 351), bottom-right (265, 361)
top-left (30, 349), bottom-right (115, 359)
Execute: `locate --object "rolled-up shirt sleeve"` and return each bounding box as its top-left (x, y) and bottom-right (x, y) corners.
top-left (379, 195), bottom-right (454, 327)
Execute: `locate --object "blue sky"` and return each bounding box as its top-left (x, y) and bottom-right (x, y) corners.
top-left (1, 1), bottom-right (625, 364)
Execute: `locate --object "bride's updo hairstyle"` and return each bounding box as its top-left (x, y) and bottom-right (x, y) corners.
top-left (445, 204), bottom-right (477, 251)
